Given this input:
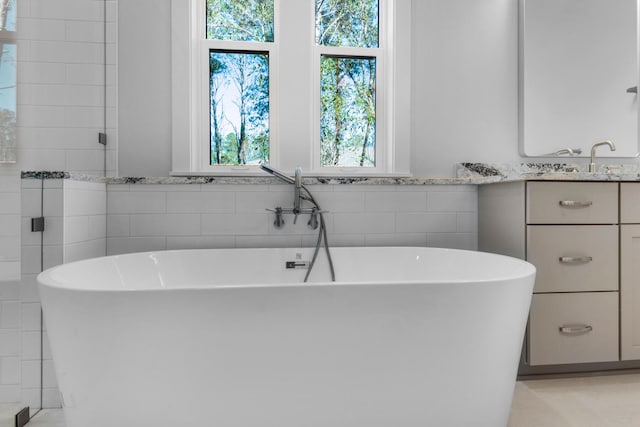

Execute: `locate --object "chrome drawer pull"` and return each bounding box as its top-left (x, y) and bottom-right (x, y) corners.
top-left (559, 324), bottom-right (593, 335)
top-left (559, 200), bottom-right (593, 208)
top-left (558, 256), bottom-right (593, 264)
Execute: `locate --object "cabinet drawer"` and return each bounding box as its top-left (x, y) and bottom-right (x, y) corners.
top-left (527, 182), bottom-right (618, 224)
top-left (527, 225), bottom-right (618, 293)
top-left (529, 292), bottom-right (618, 366)
top-left (621, 183), bottom-right (640, 223)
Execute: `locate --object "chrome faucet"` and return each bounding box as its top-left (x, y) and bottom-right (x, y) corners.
top-left (260, 165), bottom-right (320, 228)
top-left (589, 140), bottom-right (616, 172)
top-left (551, 148), bottom-right (582, 156)
top-left (260, 164), bottom-right (336, 282)
top-left (293, 167), bottom-right (302, 220)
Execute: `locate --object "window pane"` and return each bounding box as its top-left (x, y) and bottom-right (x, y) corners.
top-left (209, 50), bottom-right (269, 166)
top-left (0, 0), bottom-right (16, 32)
top-left (320, 55), bottom-right (375, 167)
top-left (206, 0), bottom-right (274, 42)
top-left (0, 43), bottom-right (16, 162)
top-left (315, 0), bottom-right (379, 48)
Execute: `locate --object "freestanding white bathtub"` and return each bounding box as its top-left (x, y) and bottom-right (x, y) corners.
top-left (38, 247), bottom-right (535, 427)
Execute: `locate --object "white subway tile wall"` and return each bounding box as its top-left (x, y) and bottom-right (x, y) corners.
top-left (106, 183), bottom-right (478, 255)
top-left (0, 282), bottom-right (20, 401)
top-left (15, 179), bottom-right (107, 409)
top-left (0, 173), bottom-right (20, 283)
top-left (0, 0), bottom-right (117, 407)
top-left (17, 0), bottom-right (117, 176)
top-left (19, 179), bottom-right (58, 410)
top-left (63, 180), bottom-right (106, 263)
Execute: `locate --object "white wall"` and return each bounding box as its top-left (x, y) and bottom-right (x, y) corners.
top-left (0, 0), bottom-right (116, 269)
top-left (15, 178), bottom-right (107, 409)
top-left (20, 178), bottom-right (65, 409)
top-left (0, 171), bottom-right (20, 404)
top-left (411, 0), bottom-right (520, 174)
top-left (117, 0), bottom-right (171, 177)
top-left (0, 0), bottom-right (115, 408)
top-left (118, 0), bottom-right (522, 178)
top-left (0, 172), bottom-right (20, 282)
top-left (63, 180), bottom-right (107, 263)
top-left (106, 183), bottom-right (478, 255)
top-left (17, 0), bottom-right (116, 175)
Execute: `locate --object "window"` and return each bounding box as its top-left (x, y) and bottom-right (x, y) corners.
top-left (208, 50), bottom-right (270, 166)
top-left (0, 0), bottom-right (16, 163)
top-left (171, 0), bottom-right (410, 175)
top-left (320, 55), bottom-right (377, 167)
top-left (316, 0), bottom-right (379, 168)
top-left (205, 0), bottom-right (273, 166)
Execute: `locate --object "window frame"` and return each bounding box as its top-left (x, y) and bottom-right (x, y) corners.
top-left (190, 0), bottom-right (278, 174)
top-left (171, 0), bottom-right (411, 176)
top-left (0, 0), bottom-right (17, 163)
top-left (313, 0), bottom-right (387, 172)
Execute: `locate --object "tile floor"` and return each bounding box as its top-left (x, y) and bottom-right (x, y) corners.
top-left (4, 374), bottom-right (640, 426)
top-left (508, 373), bottom-right (640, 426)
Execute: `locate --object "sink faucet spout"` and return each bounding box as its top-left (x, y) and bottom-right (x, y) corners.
top-left (589, 140), bottom-right (616, 172)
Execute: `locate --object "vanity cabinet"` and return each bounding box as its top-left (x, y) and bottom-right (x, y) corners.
top-left (620, 184), bottom-right (640, 360)
top-left (529, 292), bottom-right (618, 366)
top-left (526, 182), bottom-right (619, 367)
top-left (479, 180), bottom-right (628, 374)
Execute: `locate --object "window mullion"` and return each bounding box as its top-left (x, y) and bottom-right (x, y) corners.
top-left (202, 40), bottom-right (274, 52)
top-left (316, 46), bottom-right (381, 58)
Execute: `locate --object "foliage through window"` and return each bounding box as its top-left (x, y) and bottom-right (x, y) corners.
top-left (205, 0), bottom-right (273, 166)
top-left (203, 0), bottom-right (381, 169)
top-left (206, 0), bottom-right (274, 42)
top-left (0, 0), bottom-right (16, 163)
top-left (209, 51), bottom-right (270, 165)
top-left (315, 0), bottom-right (379, 48)
top-left (316, 0), bottom-right (380, 168)
top-left (320, 55), bottom-right (376, 167)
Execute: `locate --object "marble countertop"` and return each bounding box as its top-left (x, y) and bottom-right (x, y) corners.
top-left (457, 162), bottom-right (640, 183)
top-left (21, 162), bottom-right (640, 185)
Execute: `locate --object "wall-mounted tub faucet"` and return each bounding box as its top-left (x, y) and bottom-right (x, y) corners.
top-left (260, 164), bottom-right (335, 282)
top-left (293, 167), bottom-right (302, 223)
top-left (589, 140), bottom-right (616, 172)
top-left (261, 165), bottom-right (319, 227)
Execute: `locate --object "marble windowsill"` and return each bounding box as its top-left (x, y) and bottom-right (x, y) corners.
top-left (20, 171), bottom-right (484, 185)
top-left (21, 163), bottom-right (640, 185)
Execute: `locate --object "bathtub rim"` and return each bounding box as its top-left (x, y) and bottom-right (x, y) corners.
top-left (37, 246), bottom-right (536, 292)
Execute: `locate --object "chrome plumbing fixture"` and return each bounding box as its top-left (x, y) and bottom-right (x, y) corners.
top-left (549, 148), bottom-right (582, 156)
top-left (266, 206), bottom-right (322, 230)
top-left (589, 140), bottom-right (616, 172)
top-left (260, 165), bottom-right (335, 282)
top-left (261, 165), bottom-right (324, 228)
